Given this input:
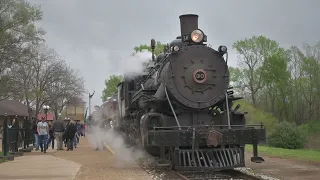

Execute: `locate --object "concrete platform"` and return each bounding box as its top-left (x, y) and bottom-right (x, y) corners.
top-left (0, 155), bottom-right (81, 180)
top-left (25, 147), bottom-right (57, 155)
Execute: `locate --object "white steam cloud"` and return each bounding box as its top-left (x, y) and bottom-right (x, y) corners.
top-left (110, 49), bottom-right (153, 76)
top-left (87, 100), bottom-right (147, 166)
top-left (86, 49), bottom-right (154, 165)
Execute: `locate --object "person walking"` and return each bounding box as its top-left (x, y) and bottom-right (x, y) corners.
top-left (66, 120), bottom-right (77, 151)
top-left (74, 131), bottom-right (79, 148)
top-left (63, 121), bottom-right (69, 147)
top-left (76, 121), bottom-right (81, 143)
top-left (46, 124), bottom-right (55, 150)
top-left (37, 117), bottom-right (49, 153)
top-left (32, 120), bottom-right (39, 151)
top-left (52, 117), bottom-right (65, 150)
top-left (82, 123), bottom-right (85, 137)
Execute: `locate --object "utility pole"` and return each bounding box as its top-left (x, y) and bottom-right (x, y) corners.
top-left (88, 91), bottom-right (95, 126)
top-left (88, 91), bottom-right (95, 117)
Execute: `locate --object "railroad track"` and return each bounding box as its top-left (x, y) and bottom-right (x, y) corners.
top-left (140, 160), bottom-right (264, 180)
top-left (176, 169), bottom-right (264, 180)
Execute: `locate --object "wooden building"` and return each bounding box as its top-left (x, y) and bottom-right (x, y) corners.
top-left (64, 98), bottom-right (86, 123)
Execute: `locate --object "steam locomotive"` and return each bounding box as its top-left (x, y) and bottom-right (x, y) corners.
top-left (107, 14), bottom-right (266, 171)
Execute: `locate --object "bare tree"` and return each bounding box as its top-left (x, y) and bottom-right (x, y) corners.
top-left (10, 44), bottom-right (64, 115)
top-left (46, 65), bottom-right (85, 119)
top-left (1, 1), bottom-right (86, 122)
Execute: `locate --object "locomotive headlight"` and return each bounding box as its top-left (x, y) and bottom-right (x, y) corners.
top-left (218, 45), bottom-right (228, 54)
top-left (173, 46), bottom-right (180, 51)
top-left (191, 29), bottom-right (204, 43)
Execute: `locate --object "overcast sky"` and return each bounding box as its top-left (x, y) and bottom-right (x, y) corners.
top-left (29, 0), bottom-right (320, 107)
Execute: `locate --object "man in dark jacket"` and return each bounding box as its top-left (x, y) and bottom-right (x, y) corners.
top-left (52, 118), bottom-right (65, 150)
top-left (46, 124), bottom-right (55, 150)
top-left (66, 120), bottom-right (77, 151)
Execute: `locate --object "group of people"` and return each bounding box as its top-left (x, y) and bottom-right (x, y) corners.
top-left (32, 117), bottom-right (85, 153)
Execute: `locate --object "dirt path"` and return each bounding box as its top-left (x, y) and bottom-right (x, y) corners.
top-left (54, 137), bottom-right (152, 180)
top-left (245, 151), bottom-right (320, 180)
top-left (53, 136), bottom-right (320, 180)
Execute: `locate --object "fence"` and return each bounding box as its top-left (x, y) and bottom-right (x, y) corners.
top-left (1, 114), bottom-right (34, 159)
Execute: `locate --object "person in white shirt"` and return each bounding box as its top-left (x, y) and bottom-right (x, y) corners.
top-left (37, 117), bottom-right (49, 153)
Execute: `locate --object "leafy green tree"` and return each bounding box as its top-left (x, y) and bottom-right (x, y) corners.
top-left (260, 49), bottom-right (290, 117)
top-left (0, 0), bottom-right (44, 100)
top-left (101, 75), bottom-right (123, 102)
top-left (0, 0), bottom-right (44, 65)
top-left (300, 56), bottom-right (320, 120)
top-left (228, 67), bottom-right (246, 97)
top-left (232, 35), bottom-right (281, 106)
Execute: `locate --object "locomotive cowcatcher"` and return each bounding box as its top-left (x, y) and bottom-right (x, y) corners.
top-left (114, 14), bottom-right (266, 171)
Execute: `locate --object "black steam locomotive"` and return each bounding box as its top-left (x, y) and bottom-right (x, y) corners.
top-left (113, 14), bottom-right (266, 171)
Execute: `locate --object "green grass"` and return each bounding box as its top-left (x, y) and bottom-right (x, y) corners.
top-left (0, 151), bottom-right (3, 156)
top-left (246, 145), bottom-right (320, 162)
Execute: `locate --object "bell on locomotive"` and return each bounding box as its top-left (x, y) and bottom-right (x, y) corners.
top-left (115, 14), bottom-right (266, 172)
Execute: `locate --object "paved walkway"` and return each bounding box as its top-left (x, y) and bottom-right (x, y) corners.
top-left (0, 155), bottom-right (81, 180)
top-left (0, 143), bottom-right (81, 180)
top-left (0, 136), bottom-right (152, 180)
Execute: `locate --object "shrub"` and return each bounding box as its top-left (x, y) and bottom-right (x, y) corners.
top-left (268, 121), bottom-right (307, 149)
top-left (299, 120), bottom-right (320, 149)
top-left (234, 99), bottom-right (277, 135)
top-left (299, 120), bottom-right (320, 136)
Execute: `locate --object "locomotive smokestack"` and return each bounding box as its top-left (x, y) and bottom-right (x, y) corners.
top-left (179, 14), bottom-right (199, 37)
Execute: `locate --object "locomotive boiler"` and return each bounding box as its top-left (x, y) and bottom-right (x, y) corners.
top-left (114, 14), bottom-right (266, 171)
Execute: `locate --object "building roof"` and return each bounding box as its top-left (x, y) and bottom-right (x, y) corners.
top-left (37, 113), bottom-right (54, 121)
top-left (0, 100), bottom-right (29, 116)
top-left (66, 97), bottom-right (85, 105)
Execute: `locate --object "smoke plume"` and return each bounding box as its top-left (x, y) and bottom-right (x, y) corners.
top-left (109, 49), bottom-right (153, 77)
top-left (87, 104), bottom-right (147, 166)
top-left (86, 49), bottom-right (155, 165)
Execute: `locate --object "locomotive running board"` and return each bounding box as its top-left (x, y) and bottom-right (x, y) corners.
top-left (175, 148), bottom-right (244, 171)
